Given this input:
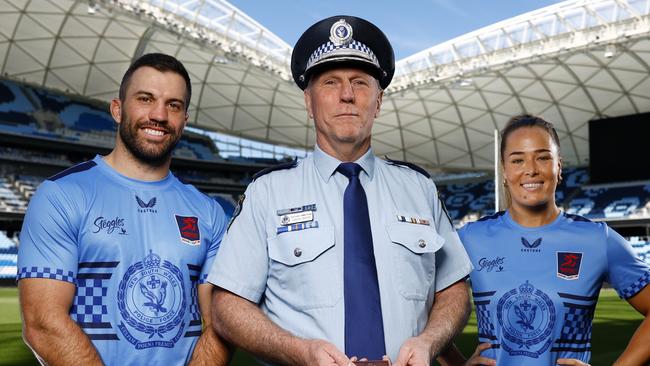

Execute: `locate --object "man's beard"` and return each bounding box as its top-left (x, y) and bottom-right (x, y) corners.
top-left (118, 111), bottom-right (181, 167)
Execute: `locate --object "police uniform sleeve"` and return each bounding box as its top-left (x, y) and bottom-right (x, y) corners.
top-left (17, 180), bottom-right (80, 284)
top-left (200, 199), bottom-right (228, 284)
top-left (430, 182), bottom-right (473, 291)
top-left (604, 224), bottom-right (650, 299)
top-left (207, 181), bottom-right (269, 303)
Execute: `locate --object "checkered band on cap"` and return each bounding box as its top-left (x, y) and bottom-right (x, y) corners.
top-left (305, 39), bottom-right (380, 72)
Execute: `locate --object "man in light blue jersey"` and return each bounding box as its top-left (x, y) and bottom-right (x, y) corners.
top-left (17, 53), bottom-right (230, 366)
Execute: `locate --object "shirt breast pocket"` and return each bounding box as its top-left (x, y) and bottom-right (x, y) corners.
top-left (267, 226), bottom-right (341, 310)
top-left (387, 223), bottom-right (443, 301)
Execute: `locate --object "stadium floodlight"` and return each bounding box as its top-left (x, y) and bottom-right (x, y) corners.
top-left (604, 45), bottom-right (615, 59)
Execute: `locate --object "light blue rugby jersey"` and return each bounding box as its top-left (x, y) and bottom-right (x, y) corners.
top-left (17, 155), bottom-right (227, 366)
top-left (459, 210), bottom-right (650, 365)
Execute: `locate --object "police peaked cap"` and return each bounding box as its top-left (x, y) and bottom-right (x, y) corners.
top-left (291, 15), bottom-right (395, 90)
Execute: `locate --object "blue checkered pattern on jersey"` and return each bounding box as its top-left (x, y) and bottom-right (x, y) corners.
top-left (199, 273), bottom-right (209, 284)
top-left (72, 278), bottom-right (109, 323)
top-left (476, 303), bottom-right (496, 340)
top-left (17, 266), bottom-right (75, 283)
top-left (306, 40), bottom-right (379, 70)
top-left (621, 270), bottom-right (650, 299)
top-left (189, 279), bottom-right (200, 321)
top-left (560, 304), bottom-right (595, 341)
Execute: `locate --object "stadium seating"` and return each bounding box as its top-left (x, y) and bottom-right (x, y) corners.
top-left (555, 167), bottom-right (588, 203)
top-left (0, 147), bottom-right (73, 166)
top-left (0, 231), bottom-right (18, 279)
top-left (0, 178), bottom-right (27, 213)
top-left (436, 167), bottom-right (650, 224)
top-left (437, 180), bottom-right (496, 222)
top-left (0, 79), bottom-right (227, 162)
top-left (630, 236), bottom-right (650, 263)
top-left (565, 184), bottom-right (650, 219)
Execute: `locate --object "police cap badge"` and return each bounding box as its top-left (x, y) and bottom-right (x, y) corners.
top-left (291, 15), bottom-right (395, 90)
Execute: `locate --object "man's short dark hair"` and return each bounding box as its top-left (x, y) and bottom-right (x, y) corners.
top-left (119, 53), bottom-right (192, 111)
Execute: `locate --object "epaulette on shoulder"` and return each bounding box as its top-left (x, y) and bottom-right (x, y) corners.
top-left (252, 158), bottom-right (298, 181)
top-left (384, 156), bottom-right (430, 178)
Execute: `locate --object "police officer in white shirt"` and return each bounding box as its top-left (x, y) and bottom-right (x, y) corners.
top-left (208, 15), bottom-right (473, 366)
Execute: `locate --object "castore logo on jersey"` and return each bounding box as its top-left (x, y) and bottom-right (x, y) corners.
top-left (521, 237), bottom-right (542, 253)
top-left (136, 195), bottom-right (158, 213)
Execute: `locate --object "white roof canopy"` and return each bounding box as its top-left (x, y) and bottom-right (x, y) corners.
top-left (2, 0), bottom-right (650, 171)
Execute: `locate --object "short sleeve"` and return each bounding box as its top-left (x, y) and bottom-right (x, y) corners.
top-left (199, 199), bottom-right (228, 284)
top-left (430, 182), bottom-right (473, 291)
top-left (17, 180), bottom-right (80, 284)
top-left (604, 224), bottom-right (650, 299)
top-left (207, 181), bottom-right (269, 303)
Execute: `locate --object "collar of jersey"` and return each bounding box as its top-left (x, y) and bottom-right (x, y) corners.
top-left (313, 144), bottom-right (375, 183)
top-left (93, 155), bottom-right (175, 190)
top-left (503, 209), bottom-right (565, 232)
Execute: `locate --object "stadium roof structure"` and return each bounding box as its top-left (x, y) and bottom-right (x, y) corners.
top-left (2, 0), bottom-right (650, 171)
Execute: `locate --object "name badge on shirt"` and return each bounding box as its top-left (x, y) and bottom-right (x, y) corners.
top-left (280, 211), bottom-right (314, 226)
top-left (397, 215), bottom-right (430, 226)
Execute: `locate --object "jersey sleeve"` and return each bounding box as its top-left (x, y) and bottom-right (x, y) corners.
top-left (604, 224), bottom-right (650, 299)
top-left (430, 181), bottom-right (473, 291)
top-left (206, 181), bottom-right (269, 303)
top-left (17, 180), bottom-right (80, 284)
top-left (199, 198), bottom-right (228, 284)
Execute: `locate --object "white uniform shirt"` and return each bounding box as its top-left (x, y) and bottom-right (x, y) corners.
top-left (208, 145), bottom-right (472, 360)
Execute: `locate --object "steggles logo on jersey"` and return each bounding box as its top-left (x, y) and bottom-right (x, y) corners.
top-left (92, 216), bottom-right (128, 235)
top-left (136, 195), bottom-right (158, 214)
top-left (175, 215), bottom-right (200, 246)
top-left (117, 251), bottom-right (186, 349)
top-left (521, 237), bottom-right (542, 253)
top-left (477, 256), bottom-right (505, 272)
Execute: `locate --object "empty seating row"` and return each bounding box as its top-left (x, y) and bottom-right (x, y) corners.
top-left (0, 231), bottom-right (18, 279)
top-left (566, 184), bottom-right (650, 219)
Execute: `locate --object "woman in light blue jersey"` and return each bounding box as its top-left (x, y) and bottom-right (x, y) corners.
top-left (440, 115), bottom-right (650, 366)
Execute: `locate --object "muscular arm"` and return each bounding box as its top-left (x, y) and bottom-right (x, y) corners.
top-left (19, 278), bottom-right (103, 365)
top-left (188, 283), bottom-right (230, 366)
top-left (614, 285), bottom-right (650, 366)
top-left (395, 280), bottom-right (471, 366)
top-left (425, 280), bottom-right (471, 357)
top-left (211, 287), bottom-right (350, 366)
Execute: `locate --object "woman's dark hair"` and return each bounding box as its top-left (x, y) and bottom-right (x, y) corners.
top-left (500, 114), bottom-right (560, 162)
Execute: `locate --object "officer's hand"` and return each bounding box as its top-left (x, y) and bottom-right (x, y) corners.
top-left (302, 339), bottom-right (350, 366)
top-left (556, 359), bottom-right (590, 366)
top-left (464, 343), bottom-right (496, 366)
top-left (393, 336), bottom-right (432, 366)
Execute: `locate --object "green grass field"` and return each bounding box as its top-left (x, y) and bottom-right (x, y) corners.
top-left (0, 287), bottom-right (642, 365)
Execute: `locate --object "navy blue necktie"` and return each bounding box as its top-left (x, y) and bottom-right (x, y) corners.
top-left (337, 162), bottom-right (386, 359)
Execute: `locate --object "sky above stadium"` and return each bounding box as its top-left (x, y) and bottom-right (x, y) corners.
top-left (229, 0), bottom-right (563, 59)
